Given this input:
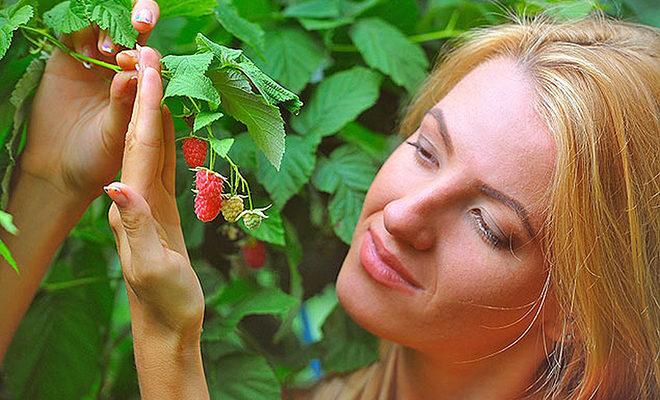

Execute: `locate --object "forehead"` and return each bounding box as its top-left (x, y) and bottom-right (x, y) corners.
top-left (433, 57), bottom-right (556, 227)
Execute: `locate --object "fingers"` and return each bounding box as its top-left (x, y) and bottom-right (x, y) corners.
top-left (161, 106), bottom-right (177, 196)
top-left (121, 47), bottom-right (164, 195)
top-left (98, 29), bottom-right (119, 57)
top-left (105, 182), bottom-right (165, 268)
top-left (102, 71), bottom-right (139, 154)
top-left (132, 0), bottom-right (160, 44)
top-left (117, 50), bottom-right (138, 71)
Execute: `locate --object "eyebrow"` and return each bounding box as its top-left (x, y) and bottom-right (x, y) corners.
top-left (424, 107), bottom-right (536, 239)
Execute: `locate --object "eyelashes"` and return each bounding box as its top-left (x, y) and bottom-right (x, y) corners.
top-left (406, 138), bottom-right (511, 251)
top-left (406, 139), bottom-right (438, 167)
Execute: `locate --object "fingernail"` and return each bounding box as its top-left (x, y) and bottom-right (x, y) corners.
top-left (135, 62), bottom-right (140, 72)
top-left (104, 183), bottom-right (129, 207)
top-left (134, 9), bottom-right (153, 24)
top-left (101, 37), bottom-right (115, 54)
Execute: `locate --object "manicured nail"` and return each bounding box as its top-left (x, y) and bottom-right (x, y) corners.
top-left (101, 37), bottom-right (115, 54)
top-left (134, 9), bottom-right (153, 24)
top-left (104, 183), bottom-right (129, 207)
top-left (82, 45), bottom-right (93, 69)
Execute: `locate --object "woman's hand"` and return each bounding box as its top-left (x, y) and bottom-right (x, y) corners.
top-left (106, 46), bottom-right (205, 339)
top-left (18, 0), bottom-right (161, 202)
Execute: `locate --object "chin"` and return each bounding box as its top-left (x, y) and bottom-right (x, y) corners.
top-left (336, 234), bottom-right (413, 346)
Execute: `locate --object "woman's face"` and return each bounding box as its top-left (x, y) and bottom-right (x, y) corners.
top-left (337, 57), bottom-right (558, 362)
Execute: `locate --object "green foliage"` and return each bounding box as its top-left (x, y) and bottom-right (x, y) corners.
top-left (0, 0), bottom-right (656, 398)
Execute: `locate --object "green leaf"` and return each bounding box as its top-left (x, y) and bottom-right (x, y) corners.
top-left (320, 305), bottom-right (379, 373)
top-left (207, 352), bottom-right (280, 400)
top-left (283, 0), bottom-right (341, 19)
top-left (215, 0), bottom-right (265, 52)
top-left (193, 110), bottom-right (224, 132)
top-left (209, 137), bottom-right (234, 158)
top-left (338, 122), bottom-right (390, 162)
top-left (313, 146), bottom-right (377, 243)
top-left (226, 132), bottom-right (258, 171)
top-left (196, 33), bottom-right (243, 65)
top-left (90, 0), bottom-right (138, 48)
top-left (239, 206), bottom-right (285, 246)
top-left (245, 27), bottom-right (325, 94)
top-left (291, 67), bottom-right (381, 141)
top-left (10, 54), bottom-right (46, 109)
top-left (236, 59), bottom-right (303, 114)
top-left (256, 135), bottom-right (317, 210)
top-left (211, 69), bottom-right (285, 170)
top-left (0, 4), bottom-right (34, 60)
top-left (162, 52), bottom-right (221, 108)
top-left (43, 2), bottom-right (88, 35)
top-left (292, 285), bottom-right (337, 342)
top-left (0, 238), bottom-right (18, 273)
top-left (313, 145), bottom-right (377, 193)
top-left (159, 0), bottom-right (216, 18)
top-left (329, 183), bottom-right (365, 244)
top-left (350, 18), bottom-right (429, 92)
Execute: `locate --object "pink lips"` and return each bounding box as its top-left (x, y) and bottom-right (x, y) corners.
top-left (359, 227), bottom-right (421, 294)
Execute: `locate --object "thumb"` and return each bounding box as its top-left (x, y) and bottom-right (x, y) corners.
top-left (104, 182), bottom-right (164, 264)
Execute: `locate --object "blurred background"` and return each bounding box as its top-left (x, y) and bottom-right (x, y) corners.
top-left (0, 0), bottom-right (657, 399)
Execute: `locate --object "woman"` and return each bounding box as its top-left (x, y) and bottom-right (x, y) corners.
top-left (4, 10), bottom-right (659, 400)
top-left (103, 13), bottom-right (659, 399)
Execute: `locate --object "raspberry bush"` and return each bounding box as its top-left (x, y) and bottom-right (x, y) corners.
top-left (0, 0), bottom-right (651, 399)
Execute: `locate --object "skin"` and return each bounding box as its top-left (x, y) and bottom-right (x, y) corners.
top-left (336, 57), bottom-right (559, 398)
top-left (0, 0), bottom-right (160, 361)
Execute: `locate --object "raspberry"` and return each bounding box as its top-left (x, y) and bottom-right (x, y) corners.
top-left (243, 212), bottom-right (262, 230)
top-left (221, 195), bottom-right (245, 223)
top-left (192, 168), bottom-right (226, 222)
top-left (182, 137), bottom-right (207, 168)
top-left (194, 168), bottom-right (224, 196)
top-left (194, 193), bottom-right (222, 222)
top-left (241, 239), bottom-right (266, 269)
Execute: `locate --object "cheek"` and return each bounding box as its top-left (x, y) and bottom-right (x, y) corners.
top-left (359, 147), bottom-right (412, 220)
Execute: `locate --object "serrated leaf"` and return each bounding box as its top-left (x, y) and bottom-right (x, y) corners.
top-left (211, 70), bottom-right (285, 170)
top-left (329, 183), bottom-right (365, 244)
top-left (193, 111), bottom-right (224, 132)
top-left (312, 145), bottom-right (377, 193)
top-left (208, 137), bottom-right (234, 158)
top-left (291, 66), bottom-right (381, 141)
top-left (256, 135), bottom-right (317, 210)
top-left (236, 59), bottom-right (303, 114)
top-left (10, 55), bottom-right (45, 109)
top-left (43, 1), bottom-right (88, 36)
top-left (215, 0), bottom-right (264, 52)
top-left (239, 207), bottom-right (285, 246)
top-left (0, 4), bottom-right (34, 60)
top-left (90, 0), bottom-right (138, 48)
top-left (338, 122), bottom-right (390, 162)
top-left (207, 353), bottom-right (281, 400)
top-left (245, 27), bottom-right (325, 94)
top-left (162, 52), bottom-right (221, 108)
top-left (159, 0), bottom-right (216, 18)
top-left (196, 33), bottom-right (243, 65)
top-left (283, 0), bottom-right (341, 19)
top-left (350, 18), bottom-right (429, 92)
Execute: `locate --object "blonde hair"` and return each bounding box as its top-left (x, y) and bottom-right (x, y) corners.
top-left (399, 12), bottom-right (659, 400)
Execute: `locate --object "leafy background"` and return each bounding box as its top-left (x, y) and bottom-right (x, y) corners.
top-left (0, 0), bottom-right (656, 399)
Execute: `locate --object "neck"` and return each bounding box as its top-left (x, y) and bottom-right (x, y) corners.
top-left (396, 330), bottom-right (550, 400)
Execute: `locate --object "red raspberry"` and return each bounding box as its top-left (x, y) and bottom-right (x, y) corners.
top-left (194, 192), bottom-right (223, 222)
top-left (241, 239), bottom-right (266, 269)
top-left (182, 138), bottom-right (207, 168)
top-left (193, 168), bottom-right (226, 222)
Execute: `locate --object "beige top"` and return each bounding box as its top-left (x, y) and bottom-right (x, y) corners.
top-left (288, 341), bottom-right (400, 400)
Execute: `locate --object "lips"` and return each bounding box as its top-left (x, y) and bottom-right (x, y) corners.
top-left (359, 226), bottom-right (422, 293)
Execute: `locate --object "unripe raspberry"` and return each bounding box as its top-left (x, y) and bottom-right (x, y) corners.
top-left (221, 195), bottom-right (245, 223)
top-left (243, 212), bottom-right (263, 230)
top-left (182, 138), bottom-right (207, 168)
top-left (241, 239), bottom-right (266, 269)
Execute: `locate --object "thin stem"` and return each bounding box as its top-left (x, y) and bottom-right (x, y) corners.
top-left (42, 276), bottom-right (122, 292)
top-left (19, 25), bottom-right (123, 72)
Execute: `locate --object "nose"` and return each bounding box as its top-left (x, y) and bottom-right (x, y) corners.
top-left (383, 175), bottom-right (462, 251)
